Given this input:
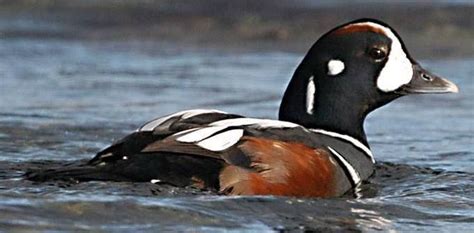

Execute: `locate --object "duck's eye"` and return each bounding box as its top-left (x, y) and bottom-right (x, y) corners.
top-left (369, 48), bottom-right (387, 61)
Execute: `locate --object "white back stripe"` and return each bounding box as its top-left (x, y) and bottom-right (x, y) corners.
top-left (310, 129), bottom-right (375, 163)
top-left (306, 76), bottom-right (316, 115)
top-left (210, 118), bottom-right (299, 128)
top-left (139, 109), bottom-right (226, 131)
top-left (196, 129), bottom-right (244, 152)
top-left (328, 146), bottom-right (361, 185)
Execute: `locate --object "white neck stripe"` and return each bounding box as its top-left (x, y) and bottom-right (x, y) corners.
top-left (306, 76), bottom-right (316, 115)
top-left (328, 146), bottom-right (361, 186)
top-left (310, 129), bottom-right (375, 163)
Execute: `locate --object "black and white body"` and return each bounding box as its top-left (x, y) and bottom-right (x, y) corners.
top-left (26, 19), bottom-right (458, 197)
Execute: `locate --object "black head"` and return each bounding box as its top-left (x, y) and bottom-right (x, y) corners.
top-left (279, 19), bottom-right (458, 145)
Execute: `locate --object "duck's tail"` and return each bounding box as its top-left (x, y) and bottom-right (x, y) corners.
top-left (24, 163), bottom-right (128, 182)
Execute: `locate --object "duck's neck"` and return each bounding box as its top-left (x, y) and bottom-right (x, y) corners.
top-left (304, 99), bottom-right (368, 146)
top-left (278, 67), bottom-right (370, 147)
top-left (279, 97), bottom-right (369, 147)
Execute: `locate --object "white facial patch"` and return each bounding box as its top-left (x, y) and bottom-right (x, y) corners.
top-left (327, 59), bottom-right (345, 76)
top-left (352, 22), bottom-right (413, 92)
top-left (306, 76), bottom-right (316, 114)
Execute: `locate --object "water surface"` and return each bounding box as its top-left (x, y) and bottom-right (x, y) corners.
top-left (0, 38), bottom-right (473, 232)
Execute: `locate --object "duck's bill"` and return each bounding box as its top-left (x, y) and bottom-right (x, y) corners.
top-left (396, 64), bottom-right (459, 94)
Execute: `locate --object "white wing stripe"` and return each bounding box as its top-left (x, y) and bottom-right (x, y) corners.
top-left (196, 129), bottom-right (244, 151)
top-left (176, 126), bottom-right (228, 143)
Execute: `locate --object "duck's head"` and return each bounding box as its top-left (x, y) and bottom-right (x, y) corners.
top-left (279, 18), bottom-right (458, 144)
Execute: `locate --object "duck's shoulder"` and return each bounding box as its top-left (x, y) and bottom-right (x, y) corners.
top-left (138, 109), bottom-right (243, 134)
top-left (88, 109), bottom-right (241, 164)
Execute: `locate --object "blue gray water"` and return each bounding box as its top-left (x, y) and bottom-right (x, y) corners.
top-left (0, 38), bottom-right (473, 232)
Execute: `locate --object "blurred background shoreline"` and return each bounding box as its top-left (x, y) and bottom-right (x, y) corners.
top-left (0, 0), bottom-right (473, 58)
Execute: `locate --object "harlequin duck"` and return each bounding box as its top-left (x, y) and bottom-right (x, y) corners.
top-left (27, 19), bottom-right (458, 197)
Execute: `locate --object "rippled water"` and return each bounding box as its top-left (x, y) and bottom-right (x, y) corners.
top-left (0, 38), bottom-right (473, 232)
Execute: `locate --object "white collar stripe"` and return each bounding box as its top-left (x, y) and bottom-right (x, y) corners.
top-left (310, 129), bottom-right (375, 163)
top-left (328, 146), bottom-right (361, 186)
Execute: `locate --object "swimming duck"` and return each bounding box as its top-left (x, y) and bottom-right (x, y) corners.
top-left (27, 19), bottom-right (458, 197)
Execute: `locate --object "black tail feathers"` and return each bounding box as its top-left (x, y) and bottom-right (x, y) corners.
top-left (24, 164), bottom-right (128, 182)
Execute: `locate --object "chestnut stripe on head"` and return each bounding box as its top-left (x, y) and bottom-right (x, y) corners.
top-left (331, 23), bottom-right (387, 36)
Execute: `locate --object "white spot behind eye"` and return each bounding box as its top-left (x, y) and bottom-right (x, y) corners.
top-left (327, 59), bottom-right (345, 76)
top-left (306, 76), bottom-right (316, 114)
top-left (150, 179), bottom-right (161, 184)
